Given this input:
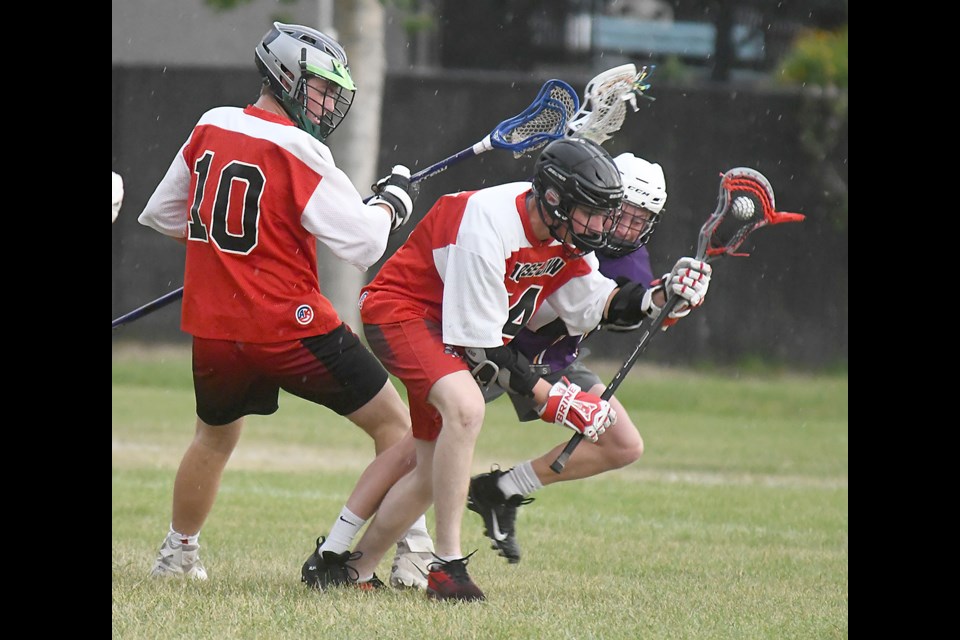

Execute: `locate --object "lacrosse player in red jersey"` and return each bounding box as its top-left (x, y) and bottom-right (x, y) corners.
top-left (309, 137), bottom-right (707, 601)
top-left (137, 22), bottom-right (434, 587)
top-left (468, 152), bottom-right (712, 564)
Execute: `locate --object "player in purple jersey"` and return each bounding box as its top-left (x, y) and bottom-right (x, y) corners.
top-left (469, 152), bottom-right (709, 564)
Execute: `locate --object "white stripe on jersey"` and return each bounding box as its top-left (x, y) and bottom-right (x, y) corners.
top-left (433, 182), bottom-right (616, 347)
top-left (138, 106), bottom-right (391, 271)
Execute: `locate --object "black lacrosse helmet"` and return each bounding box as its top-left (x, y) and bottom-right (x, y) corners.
top-left (531, 137), bottom-right (624, 254)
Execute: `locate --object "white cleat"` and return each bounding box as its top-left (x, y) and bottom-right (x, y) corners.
top-left (389, 531), bottom-right (435, 589)
top-left (150, 534), bottom-right (208, 580)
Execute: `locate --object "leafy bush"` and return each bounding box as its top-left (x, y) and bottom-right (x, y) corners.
top-left (777, 27), bottom-right (848, 89)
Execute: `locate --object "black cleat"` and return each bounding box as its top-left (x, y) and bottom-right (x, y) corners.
top-left (466, 467), bottom-right (534, 564)
top-left (301, 536), bottom-right (362, 590)
top-left (426, 552), bottom-right (485, 601)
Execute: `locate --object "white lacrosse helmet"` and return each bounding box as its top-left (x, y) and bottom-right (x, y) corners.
top-left (603, 153), bottom-right (667, 257)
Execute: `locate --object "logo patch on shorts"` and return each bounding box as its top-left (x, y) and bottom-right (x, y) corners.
top-left (295, 304), bottom-right (314, 325)
top-left (358, 291), bottom-right (369, 310)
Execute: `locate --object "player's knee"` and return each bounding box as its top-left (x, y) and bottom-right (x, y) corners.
top-left (390, 432), bottom-right (418, 473)
top-left (194, 417), bottom-right (243, 454)
top-left (600, 418), bottom-right (643, 469)
top-left (605, 431), bottom-right (644, 468)
top-left (445, 396), bottom-right (486, 433)
top-left (431, 372), bottom-right (486, 432)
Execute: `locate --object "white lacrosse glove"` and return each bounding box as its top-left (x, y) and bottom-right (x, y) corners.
top-left (641, 257), bottom-right (712, 324)
top-left (537, 377), bottom-right (616, 443)
top-left (370, 165), bottom-right (418, 233)
top-left (112, 171), bottom-right (124, 223)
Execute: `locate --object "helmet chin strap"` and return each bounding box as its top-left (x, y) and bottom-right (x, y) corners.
top-left (533, 196), bottom-right (588, 258)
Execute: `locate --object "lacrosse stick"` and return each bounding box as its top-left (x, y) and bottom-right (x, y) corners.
top-left (111, 80), bottom-right (580, 330)
top-left (566, 63), bottom-right (655, 145)
top-left (550, 167), bottom-right (805, 473)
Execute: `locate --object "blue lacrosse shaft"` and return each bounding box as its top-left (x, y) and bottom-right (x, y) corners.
top-left (112, 286), bottom-right (184, 329)
top-left (114, 79), bottom-right (579, 329)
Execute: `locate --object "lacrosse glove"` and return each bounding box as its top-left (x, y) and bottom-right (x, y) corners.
top-left (537, 377), bottom-right (616, 443)
top-left (370, 165), bottom-right (419, 232)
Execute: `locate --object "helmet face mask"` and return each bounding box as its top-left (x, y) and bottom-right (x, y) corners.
top-left (255, 22), bottom-right (357, 142)
top-left (531, 138), bottom-right (624, 255)
top-left (602, 153), bottom-right (667, 258)
top-left (606, 202), bottom-right (660, 257)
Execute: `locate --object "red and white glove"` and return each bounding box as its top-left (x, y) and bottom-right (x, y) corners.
top-left (537, 377), bottom-right (616, 443)
top-left (665, 257), bottom-right (711, 308)
top-left (642, 257), bottom-right (712, 326)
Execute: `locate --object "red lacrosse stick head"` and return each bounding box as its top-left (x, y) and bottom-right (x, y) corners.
top-left (704, 167), bottom-right (805, 258)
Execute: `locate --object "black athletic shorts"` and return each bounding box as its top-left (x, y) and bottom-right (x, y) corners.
top-left (192, 323), bottom-right (389, 426)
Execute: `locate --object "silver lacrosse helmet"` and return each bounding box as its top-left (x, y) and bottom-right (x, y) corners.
top-left (531, 137), bottom-right (624, 254)
top-left (254, 22), bottom-right (356, 142)
top-left (601, 152), bottom-right (667, 258)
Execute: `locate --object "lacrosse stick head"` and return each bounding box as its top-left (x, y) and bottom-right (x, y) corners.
top-left (490, 79), bottom-right (579, 159)
top-left (566, 64), bottom-right (656, 145)
top-left (698, 167), bottom-right (805, 259)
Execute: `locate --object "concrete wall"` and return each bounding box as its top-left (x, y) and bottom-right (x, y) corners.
top-left (112, 0), bottom-right (322, 67)
top-left (112, 66), bottom-right (847, 370)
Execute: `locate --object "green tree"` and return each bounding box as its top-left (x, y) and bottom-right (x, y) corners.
top-left (777, 27), bottom-right (848, 230)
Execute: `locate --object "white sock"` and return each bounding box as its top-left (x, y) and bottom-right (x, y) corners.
top-left (169, 525), bottom-right (199, 546)
top-left (320, 506), bottom-right (366, 554)
top-left (498, 461), bottom-right (543, 498)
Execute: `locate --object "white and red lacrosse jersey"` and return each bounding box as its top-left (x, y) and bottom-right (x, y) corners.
top-left (138, 104), bottom-right (392, 342)
top-left (359, 182), bottom-right (616, 348)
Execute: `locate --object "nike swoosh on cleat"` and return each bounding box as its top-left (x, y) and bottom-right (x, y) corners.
top-left (489, 512), bottom-right (508, 542)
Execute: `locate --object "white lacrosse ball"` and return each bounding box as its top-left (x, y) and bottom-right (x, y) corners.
top-left (112, 171), bottom-right (124, 223)
top-left (731, 196), bottom-right (755, 220)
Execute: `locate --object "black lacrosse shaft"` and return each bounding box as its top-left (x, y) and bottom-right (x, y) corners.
top-left (549, 294), bottom-right (682, 473)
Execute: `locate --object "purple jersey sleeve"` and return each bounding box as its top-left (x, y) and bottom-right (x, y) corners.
top-left (509, 247), bottom-right (654, 371)
top-left (597, 246), bottom-right (654, 286)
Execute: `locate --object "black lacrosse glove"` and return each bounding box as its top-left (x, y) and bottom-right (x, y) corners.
top-left (370, 165), bottom-right (419, 232)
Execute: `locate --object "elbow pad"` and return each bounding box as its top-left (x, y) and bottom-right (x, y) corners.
top-left (464, 345), bottom-right (539, 397)
top-left (604, 280), bottom-right (651, 330)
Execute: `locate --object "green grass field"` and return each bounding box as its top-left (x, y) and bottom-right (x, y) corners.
top-left (112, 343), bottom-right (848, 640)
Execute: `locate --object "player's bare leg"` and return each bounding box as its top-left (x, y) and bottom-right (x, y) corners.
top-left (529, 387), bottom-right (643, 483)
top-left (152, 417), bottom-right (242, 579)
top-left (469, 386), bottom-right (641, 564)
top-left (171, 417), bottom-right (244, 536)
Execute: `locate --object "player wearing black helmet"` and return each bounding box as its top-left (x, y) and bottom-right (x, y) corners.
top-left (467, 151), bottom-right (711, 565)
top-left (304, 137), bottom-right (705, 601)
top-left (531, 137), bottom-right (624, 254)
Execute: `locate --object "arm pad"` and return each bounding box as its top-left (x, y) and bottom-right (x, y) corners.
top-left (604, 280), bottom-right (651, 329)
top-left (464, 345), bottom-right (539, 397)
